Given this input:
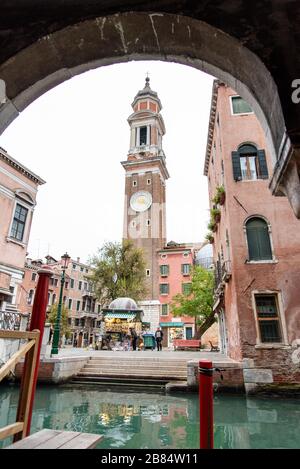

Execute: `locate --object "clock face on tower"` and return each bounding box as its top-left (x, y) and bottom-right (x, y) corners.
top-left (130, 191), bottom-right (152, 212)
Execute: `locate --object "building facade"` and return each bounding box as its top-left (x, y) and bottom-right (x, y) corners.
top-left (19, 255), bottom-right (103, 347)
top-left (158, 242), bottom-right (200, 347)
top-left (0, 147), bottom-right (45, 325)
top-left (204, 81), bottom-right (300, 385)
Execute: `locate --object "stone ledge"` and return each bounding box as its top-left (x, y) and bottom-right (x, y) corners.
top-left (243, 368), bottom-right (273, 384)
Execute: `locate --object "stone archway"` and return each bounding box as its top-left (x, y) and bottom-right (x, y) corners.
top-left (0, 11), bottom-right (299, 215)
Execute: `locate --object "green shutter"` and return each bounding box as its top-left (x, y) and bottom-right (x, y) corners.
top-left (257, 150), bottom-right (269, 179)
top-left (247, 219), bottom-right (272, 260)
top-left (232, 151), bottom-right (242, 181)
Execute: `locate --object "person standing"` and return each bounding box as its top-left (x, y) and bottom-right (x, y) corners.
top-left (155, 327), bottom-right (164, 351)
top-left (129, 327), bottom-right (138, 351)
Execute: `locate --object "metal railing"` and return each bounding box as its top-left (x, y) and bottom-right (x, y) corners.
top-left (214, 260), bottom-right (232, 291)
top-left (0, 311), bottom-right (22, 330)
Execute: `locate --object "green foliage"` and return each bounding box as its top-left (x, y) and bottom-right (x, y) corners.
top-left (171, 265), bottom-right (215, 336)
top-left (88, 239), bottom-right (147, 306)
top-left (205, 232), bottom-right (214, 243)
top-left (208, 221), bottom-right (216, 231)
top-left (47, 304), bottom-right (70, 337)
top-left (210, 208), bottom-right (221, 219)
top-left (213, 185), bottom-right (226, 205)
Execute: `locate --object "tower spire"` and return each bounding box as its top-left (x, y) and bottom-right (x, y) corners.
top-left (145, 72), bottom-right (150, 88)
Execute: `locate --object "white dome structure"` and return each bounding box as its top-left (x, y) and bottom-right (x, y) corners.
top-left (108, 297), bottom-right (138, 311)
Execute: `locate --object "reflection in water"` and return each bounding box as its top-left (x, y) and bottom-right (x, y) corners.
top-left (0, 384), bottom-right (300, 449)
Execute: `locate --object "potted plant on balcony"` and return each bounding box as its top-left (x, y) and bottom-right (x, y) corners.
top-left (205, 232), bottom-right (214, 244)
top-left (208, 221), bottom-right (217, 233)
top-left (211, 208), bottom-right (221, 224)
top-left (213, 185), bottom-right (226, 206)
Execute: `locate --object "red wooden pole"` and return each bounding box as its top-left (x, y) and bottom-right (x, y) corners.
top-left (199, 360), bottom-right (214, 449)
top-left (20, 266), bottom-right (53, 436)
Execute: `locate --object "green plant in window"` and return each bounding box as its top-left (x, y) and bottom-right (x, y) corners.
top-left (208, 220), bottom-right (217, 233)
top-left (213, 185), bottom-right (226, 205)
top-left (205, 232), bottom-right (214, 244)
top-left (210, 208), bottom-right (221, 223)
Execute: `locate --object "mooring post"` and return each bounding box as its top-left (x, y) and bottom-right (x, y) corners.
top-left (14, 266), bottom-right (53, 439)
top-left (199, 360), bottom-right (214, 449)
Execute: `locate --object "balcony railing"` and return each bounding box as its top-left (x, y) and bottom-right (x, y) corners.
top-left (0, 311), bottom-right (22, 330)
top-left (214, 260), bottom-right (232, 292)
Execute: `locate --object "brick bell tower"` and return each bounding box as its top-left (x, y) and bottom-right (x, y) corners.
top-left (122, 77), bottom-right (169, 317)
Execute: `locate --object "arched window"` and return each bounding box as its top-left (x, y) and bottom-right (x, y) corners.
top-left (232, 144), bottom-right (268, 181)
top-left (27, 289), bottom-right (34, 305)
top-left (246, 218), bottom-right (272, 261)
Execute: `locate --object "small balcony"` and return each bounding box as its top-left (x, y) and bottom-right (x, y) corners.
top-left (214, 260), bottom-right (232, 295)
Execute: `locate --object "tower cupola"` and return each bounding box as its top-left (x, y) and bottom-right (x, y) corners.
top-left (127, 77), bottom-right (166, 159)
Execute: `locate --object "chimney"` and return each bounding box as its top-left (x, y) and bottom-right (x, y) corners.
top-left (77, 257), bottom-right (80, 263)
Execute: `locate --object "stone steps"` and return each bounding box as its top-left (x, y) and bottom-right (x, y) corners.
top-left (74, 356), bottom-right (189, 387)
top-left (71, 375), bottom-right (168, 389)
top-left (83, 363), bottom-right (187, 370)
top-left (78, 371), bottom-right (187, 379)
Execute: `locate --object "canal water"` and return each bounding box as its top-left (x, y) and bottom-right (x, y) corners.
top-left (1, 384), bottom-right (300, 449)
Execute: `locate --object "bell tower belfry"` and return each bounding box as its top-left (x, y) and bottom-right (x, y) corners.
top-left (122, 77), bottom-right (169, 305)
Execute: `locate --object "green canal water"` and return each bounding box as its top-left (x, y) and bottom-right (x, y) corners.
top-left (1, 384), bottom-right (300, 449)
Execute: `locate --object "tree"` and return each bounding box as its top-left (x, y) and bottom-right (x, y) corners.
top-left (171, 265), bottom-right (215, 337)
top-left (47, 304), bottom-right (70, 338)
top-left (88, 239), bottom-right (147, 305)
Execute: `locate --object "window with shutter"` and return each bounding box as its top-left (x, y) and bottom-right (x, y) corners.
top-left (246, 218), bottom-right (272, 261)
top-left (255, 295), bottom-right (282, 343)
top-left (233, 145), bottom-right (269, 181)
top-left (257, 150), bottom-right (269, 179)
top-left (232, 151), bottom-right (242, 181)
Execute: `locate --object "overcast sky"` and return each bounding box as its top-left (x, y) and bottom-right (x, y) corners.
top-left (0, 61), bottom-right (214, 264)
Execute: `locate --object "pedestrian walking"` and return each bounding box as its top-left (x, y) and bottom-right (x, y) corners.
top-left (129, 327), bottom-right (138, 351)
top-left (155, 327), bottom-right (164, 351)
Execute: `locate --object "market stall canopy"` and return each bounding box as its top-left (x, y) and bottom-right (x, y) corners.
top-left (160, 322), bottom-right (185, 328)
top-left (104, 312), bottom-right (136, 320)
top-left (108, 297), bottom-right (139, 310)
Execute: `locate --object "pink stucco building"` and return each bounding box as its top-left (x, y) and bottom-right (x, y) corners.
top-left (204, 81), bottom-right (300, 390)
top-left (19, 255), bottom-right (102, 347)
top-left (158, 241), bottom-right (207, 347)
top-left (0, 147), bottom-right (45, 320)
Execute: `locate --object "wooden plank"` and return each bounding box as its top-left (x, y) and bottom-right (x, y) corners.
top-left (5, 429), bottom-right (60, 449)
top-left (5, 430), bottom-right (103, 449)
top-left (34, 431), bottom-right (81, 449)
top-left (15, 329), bottom-right (40, 440)
top-left (59, 433), bottom-right (103, 449)
top-left (0, 330), bottom-right (40, 340)
top-left (0, 340), bottom-right (35, 382)
top-left (0, 422), bottom-right (24, 441)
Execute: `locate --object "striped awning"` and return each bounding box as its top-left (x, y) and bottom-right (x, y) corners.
top-left (160, 322), bottom-right (184, 328)
top-left (104, 313), bottom-right (136, 320)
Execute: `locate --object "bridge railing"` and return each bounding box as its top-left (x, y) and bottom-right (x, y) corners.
top-left (0, 329), bottom-right (40, 444)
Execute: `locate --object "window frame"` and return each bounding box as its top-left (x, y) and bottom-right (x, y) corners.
top-left (160, 283), bottom-right (169, 295)
top-left (160, 265), bottom-right (169, 277)
top-left (182, 283), bottom-right (192, 296)
top-left (181, 264), bottom-right (191, 276)
top-left (161, 304), bottom-right (169, 316)
top-left (9, 202), bottom-right (29, 243)
top-left (244, 216), bottom-right (276, 263)
top-left (230, 95), bottom-right (254, 116)
top-left (252, 291), bottom-right (288, 346)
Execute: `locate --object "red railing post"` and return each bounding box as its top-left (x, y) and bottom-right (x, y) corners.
top-left (16, 266), bottom-right (53, 438)
top-left (199, 360), bottom-right (214, 449)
